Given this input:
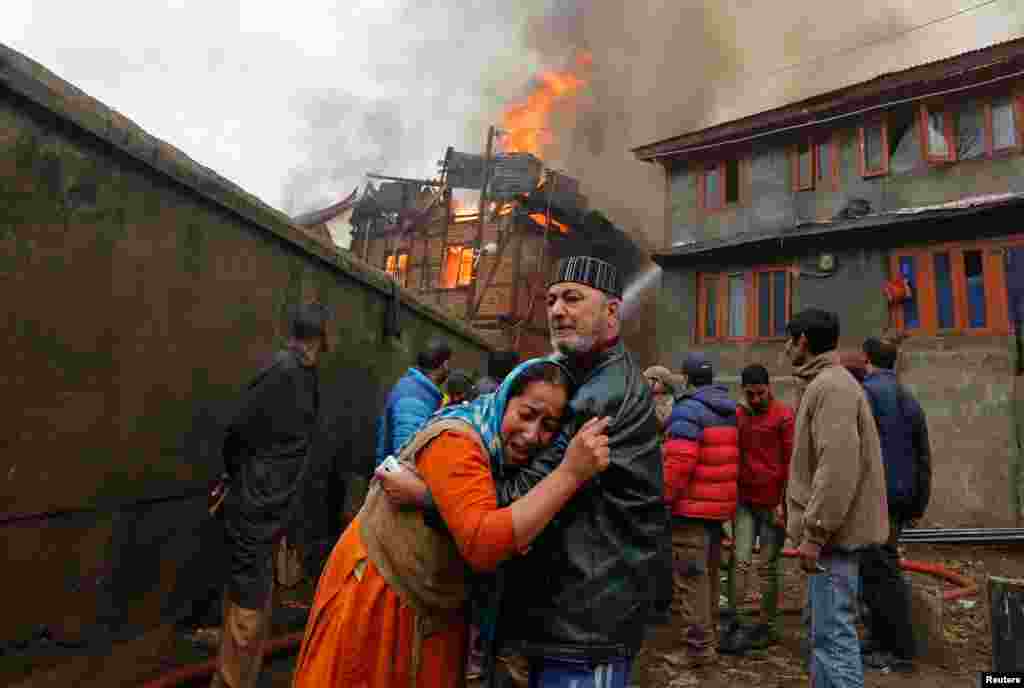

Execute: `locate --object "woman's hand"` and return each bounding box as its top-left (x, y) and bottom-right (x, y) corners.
top-left (374, 464), bottom-right (431, 507)
top-left (562, 416), bottom-right (612, 483)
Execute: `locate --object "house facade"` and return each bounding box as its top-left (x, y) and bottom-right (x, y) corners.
top-left (634, 38), bottom-right (1024, 527)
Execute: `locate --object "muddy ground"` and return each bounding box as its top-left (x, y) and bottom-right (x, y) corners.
top-left (13, 542), bottom-right (1014, 687)
top-left (629, 542), bottom-right (1024, 688)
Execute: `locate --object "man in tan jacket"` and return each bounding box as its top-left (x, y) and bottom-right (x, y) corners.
top-left (784, 309), bottom-right (889, 688)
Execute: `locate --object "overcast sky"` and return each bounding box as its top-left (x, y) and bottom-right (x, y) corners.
top-left (6, 1), bottom-right (1023, 228)
top-left (4, 0), bottom-right (562, 215)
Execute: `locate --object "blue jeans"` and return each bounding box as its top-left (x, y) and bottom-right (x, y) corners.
top-left (528, 656), bottom-right (632, 688)
top-left (803, 552), bottom-right (864, 688)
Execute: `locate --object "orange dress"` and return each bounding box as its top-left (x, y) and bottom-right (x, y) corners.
top-left (291, 432), bottom-right (516, 688)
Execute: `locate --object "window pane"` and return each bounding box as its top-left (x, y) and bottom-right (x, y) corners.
top-left (705, 168), bottom-right (720, 208)
top-left (725, 159), bottom-right (740, 203)
top-left (927, 109), bottom-right (949, 156)
top-left (964, 250), bottom-right (987, 328)
top-left (956, 101), bottom-right (986, 159)
top-left (458, 248), bottom-right (474, 286)
top-left (728, 274), bottom-right (746, 337)
top-left (993, 97), bottom-right (1017, 149)
top-left (798, 143), bottom-right (812, 186)
top-left (773, 270), bottom-right (787, 337)
top-left (864, 123), bottom-right (884, 171)
top-left (816, 141), bottom-right (831, 183)
top-left (704, 276), bottom-right (718, 338)
top-left (758, 273), bottom-right (771, 337)
top-left (898, 256), bottom-right (920, 329)
top-left (933, 252), bottom-right (955, 329)
top-left (442, 246), bottom-right (461, 288)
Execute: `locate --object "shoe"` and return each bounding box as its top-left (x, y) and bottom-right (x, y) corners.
top-left (864, 651), bottom-right (914, 674)
top-left (184, 626), bottom-right (221, 650)
top-left (859, 637), bottom-right (877, 655)
top-left (721, 623), bottom-right (777, 655)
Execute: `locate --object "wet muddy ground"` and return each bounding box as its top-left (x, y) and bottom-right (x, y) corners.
top-left (15, 542), bottom-right (1015, 687)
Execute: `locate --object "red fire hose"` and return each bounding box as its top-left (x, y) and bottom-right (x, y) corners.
top-left (140, 631), bottom-right (304, 688)
top-left (141, 552), bottom-right (977, 687)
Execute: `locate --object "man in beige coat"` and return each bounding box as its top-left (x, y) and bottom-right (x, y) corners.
top-left (783, 309), bottom-right (888, 688)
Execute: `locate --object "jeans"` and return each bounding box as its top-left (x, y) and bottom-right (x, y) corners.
top-left (803, 552), bottom-right (863, 688)
top-left (859, 516), bottom-right (915, 659)
top-left (528, 656), bottom-right (632, 688)
top-left (671, 518), bottom-right (723, 662)
top-left (725, 502), bottom-right (785, 631)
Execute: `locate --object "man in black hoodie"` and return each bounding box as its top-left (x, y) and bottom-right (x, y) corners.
top-left (859, 337), bottom-right (932, 674)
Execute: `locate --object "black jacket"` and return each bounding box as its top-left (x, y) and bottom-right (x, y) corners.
top-left (222, 347), bottom-right (320, 608)
top-left (495, 340), bottom-right (674, 660)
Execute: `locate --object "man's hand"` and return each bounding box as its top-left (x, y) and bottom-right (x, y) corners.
top-left (773, 503), bottom-right (786, 528)
top-left (797, 540), bottom-right (824, 575)
top-left (562, 416), bottom-right (612, 483)
top-left (374, 464), bottom-right (430, 507)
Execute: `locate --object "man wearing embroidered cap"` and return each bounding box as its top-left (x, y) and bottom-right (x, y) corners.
top-left (490, 255), bottom-right (673, 688)
top-left (378, 255), bottom-right (673, 688)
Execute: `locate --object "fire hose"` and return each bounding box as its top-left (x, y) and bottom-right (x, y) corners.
top-left (139, 548), bottom-right (977, 687)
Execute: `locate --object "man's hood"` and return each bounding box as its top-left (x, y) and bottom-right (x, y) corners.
top-left (689, 383), bottom-right (738, 417)
top-left (793, 351), bottom-right (840, 384)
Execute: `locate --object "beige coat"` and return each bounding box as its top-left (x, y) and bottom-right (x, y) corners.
top-left (786, 351), bottom-right (889, 550)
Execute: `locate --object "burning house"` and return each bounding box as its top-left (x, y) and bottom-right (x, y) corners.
top-left (345, 152), bottom-right (608, 357)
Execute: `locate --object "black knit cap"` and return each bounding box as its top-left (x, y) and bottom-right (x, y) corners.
top-left (548, 256), bottom-right (622, 298)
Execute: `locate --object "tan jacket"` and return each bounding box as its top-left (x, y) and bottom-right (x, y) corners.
top-left (786, 351), bottom-right (889, 550)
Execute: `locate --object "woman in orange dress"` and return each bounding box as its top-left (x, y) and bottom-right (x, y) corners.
top-left (291, 359), bottom-right (610, 688)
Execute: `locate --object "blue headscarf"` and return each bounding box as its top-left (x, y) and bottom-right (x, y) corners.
top-left (401, 356), bottom-right (572, 473)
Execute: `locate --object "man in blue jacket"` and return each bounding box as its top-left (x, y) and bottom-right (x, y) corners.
top-left (859, 336), bottom-right (932, 674)
top-left (374, 337), bottom-right (451, 467)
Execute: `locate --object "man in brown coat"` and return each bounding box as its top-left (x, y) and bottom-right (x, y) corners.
top-left (784, 309), bottom-right (888, 688)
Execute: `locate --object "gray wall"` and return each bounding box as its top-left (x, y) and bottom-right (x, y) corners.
top-left (0, 42), bottom-right (492, 660)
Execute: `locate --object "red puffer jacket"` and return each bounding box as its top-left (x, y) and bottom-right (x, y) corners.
top-left (663, 386), bottom-right (740, 521)
top-left (737, 399), bottom-right (795, 508)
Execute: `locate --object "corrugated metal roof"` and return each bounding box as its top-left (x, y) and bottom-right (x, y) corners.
top-left (652, 192), bottom-right (1024, 264)
top-left (291, 187), bottom-right (359, 227)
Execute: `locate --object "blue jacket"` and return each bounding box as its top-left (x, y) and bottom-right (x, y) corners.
top-left (374, 367), bottom-right (443, 467)
top-left (665, 384), bottom-right (739, 442)
top-left (862, 369), bottom-right (932, 519)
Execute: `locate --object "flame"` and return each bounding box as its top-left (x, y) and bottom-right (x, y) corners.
top-left (528, 213), bottom-right (569, 234)
top-left (451, 203), bottom-right (515, 224)
top-left (501, 51), bottom-right (591, 156)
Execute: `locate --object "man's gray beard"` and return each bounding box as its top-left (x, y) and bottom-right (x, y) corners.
top-left (551, 333), bottom-right (598, 356)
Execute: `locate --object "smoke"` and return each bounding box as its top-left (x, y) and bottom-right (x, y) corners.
top-left (280, 0), bottom-right (1024, 361)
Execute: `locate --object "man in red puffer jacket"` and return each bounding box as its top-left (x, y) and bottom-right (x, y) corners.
top-left (721, 364), bottom-right (795, 655)
top-left (663, 352), bottom-right (739, 669)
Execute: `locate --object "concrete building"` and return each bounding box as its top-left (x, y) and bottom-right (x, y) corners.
top-left (633, 38), bottom-right (1024, 527)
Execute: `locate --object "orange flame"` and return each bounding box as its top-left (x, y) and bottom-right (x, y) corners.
top-left (501, 51), bottom-right (591, 156)
top-left (528, 213), bottom-right (569, 234)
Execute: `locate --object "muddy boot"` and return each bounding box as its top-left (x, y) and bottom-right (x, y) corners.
top-left (718, 609), bottom-right (744, 655)
top-left (728, 623), bottom-right (779, 654)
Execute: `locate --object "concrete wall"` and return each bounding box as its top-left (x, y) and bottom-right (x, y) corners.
top-left (667, 94), bottom-right (1024, 247)
top-left (0, 43), bottom-right (491, 652)
top-left (657, 231), bottom-right (1019, 528)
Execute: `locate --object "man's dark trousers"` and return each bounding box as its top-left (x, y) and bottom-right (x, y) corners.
top-left (859, 515), bottom-right (915, 659)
